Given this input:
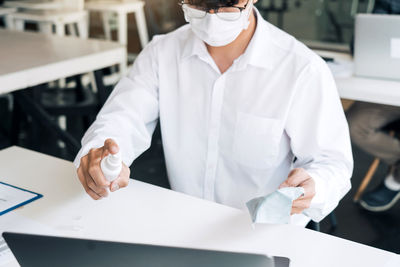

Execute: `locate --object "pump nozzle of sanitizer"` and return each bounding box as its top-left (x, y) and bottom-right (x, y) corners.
top-left (100, 152), bottom-right (122, 182)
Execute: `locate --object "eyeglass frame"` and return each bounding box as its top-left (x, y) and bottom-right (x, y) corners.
top-left (178, 0), bottom-right (251, 19)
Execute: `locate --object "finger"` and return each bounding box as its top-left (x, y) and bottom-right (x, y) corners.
top-left (291, 207), bottom-right (304, 215)
top-left (88, 163), bottom-right (110, 188)
top-left (298, 178), bottom-right (316, 199)
top-left (86, 184), bottom-right (104, 200)
top-left (86, 169), bottom-right (109, 198)
top-left (279, 168), bottom-right (310, 188)
top-left (292, 199), bottom-right (311, 210)
top-left (88, 150), bottom-right (110, 188)
top-left (77, 165), bottom-right (87, 188)
top-left (84, 155), bottom-right (109, 196)
top-left (103, 138), bottom-right (119, 155)
top-left (78, 166), bottom-right (103, 200)
top-left (110, 164), bottom-right (130, 192)
top-left (110, 177), bottom-right (126, 192)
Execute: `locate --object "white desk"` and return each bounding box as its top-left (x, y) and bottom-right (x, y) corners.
top-left (0, 7), bottom-right (16, 16)
top-left (315, 50), bottom-right (400, 107)
top-left (0, 146), bottom-right (398, 267)
top-left (0, 29), bottom-right (126, 95)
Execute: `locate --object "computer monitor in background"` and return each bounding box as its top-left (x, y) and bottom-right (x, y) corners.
top-left (354, 14), bottom-right (400, 81)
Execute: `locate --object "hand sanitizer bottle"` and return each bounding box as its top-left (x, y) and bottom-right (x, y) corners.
top-left (101, 152), bottom-right (122, 182)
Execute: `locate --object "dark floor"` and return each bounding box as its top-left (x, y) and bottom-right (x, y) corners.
top-left (0, 96), bottom-right (399, 254)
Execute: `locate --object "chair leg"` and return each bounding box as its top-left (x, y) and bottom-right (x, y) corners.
top-left (14, 19), bottom-right (25, 31)
top-left (13, 89), bottom-right (80, 154)
top-left (38, 21), bottom-right (53, 34)
top-left (101, 11), bottom-right (112, 41)
top-left (135, 6), bottom-right (150, 49)
top-left (328, 212), bottom-right (338, 230)
top-left (353, 158), bottom-right (380, 202)
top-left (5, 15), bottom-right (14, 29)
top-left (11, 95), bottom-right (22, 146)
top-left (315, 223), bottom-right (320, 232)
top-left (307, 221), bottom-right (320, 232)
top-left (353, 131), bottom-right (395, 202)
top-left (94, 70), bottom-right (108, 106)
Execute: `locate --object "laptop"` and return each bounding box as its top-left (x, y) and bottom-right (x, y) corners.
top-left (354, 14), bottom-right (400, 81)
top-left (3, 232), bottom-right (290, 267)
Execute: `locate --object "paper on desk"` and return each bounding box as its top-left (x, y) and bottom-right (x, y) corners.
top-left (0, 182), bottom-right (42, 216)
top-left (327, 59), bottom-right (354, 78)
top-left (246, 187), bottom-right (305, 225)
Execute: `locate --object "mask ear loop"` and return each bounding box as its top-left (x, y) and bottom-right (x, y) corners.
top-left (182, 5), bottom-right (190, 23)
top-left (242, 0), bottom-right (254, 30)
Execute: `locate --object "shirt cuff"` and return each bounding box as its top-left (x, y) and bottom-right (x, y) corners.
top-left (302, 169), bottom-right (331, 222)
top-left (73, 139), bottom-right (105, 169)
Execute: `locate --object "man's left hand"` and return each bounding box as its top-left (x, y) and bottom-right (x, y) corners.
top-left (279, 168), bottom-right (316, 215)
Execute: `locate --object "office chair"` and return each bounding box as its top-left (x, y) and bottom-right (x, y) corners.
top-left (39, 72), bottom-right (112, 153)
top-left (353, 120), bottom-right (400, 202)
top-left (11, 71), bottom-right (111, 158)
top-left (40, 76), bottom-right (99, 130)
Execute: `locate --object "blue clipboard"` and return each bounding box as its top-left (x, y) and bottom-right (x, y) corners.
top-left (0, 181), bottom-right (43, 216)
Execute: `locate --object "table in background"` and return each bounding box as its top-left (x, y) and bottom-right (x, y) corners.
top-left (85, 0), bottom-right (149, 75)
top-left (315, 50), bottom-right (400, 107)
top-left (0, 29), bottom-right (126, 152)
top-left (3, 0), bottom-right (62, 10)
top-left (0, 146), bottom-right (398, 267)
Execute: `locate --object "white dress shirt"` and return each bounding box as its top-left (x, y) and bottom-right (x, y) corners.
top-left (74, 9), bottom-right (353, 226)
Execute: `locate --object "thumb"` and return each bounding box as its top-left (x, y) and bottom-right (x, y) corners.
top-left (103, 138), bottom-right (119, 155)
top-left (110, 163), bottom-right (130, 192)
top-left (110, 175), bottom-right (129, 192)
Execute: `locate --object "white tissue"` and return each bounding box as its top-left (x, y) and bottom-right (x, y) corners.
top-left (246, 187), bottom-right (305, 225)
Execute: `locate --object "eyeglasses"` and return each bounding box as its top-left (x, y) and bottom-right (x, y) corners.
top-left (179, 0), bottom-right (250, 21)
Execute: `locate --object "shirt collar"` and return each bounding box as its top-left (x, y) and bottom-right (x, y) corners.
top-left (242, 8), bottom-right (274, 70)
top-left (181, 27), bottom-right (209, 61)
top-left (181, 7), bottom-right (274, 70)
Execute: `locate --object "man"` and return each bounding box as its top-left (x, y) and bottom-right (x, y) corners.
top-left (347, 0), bottom-right (400, 212)
top-left (74, 0), bottom-right (353, 226)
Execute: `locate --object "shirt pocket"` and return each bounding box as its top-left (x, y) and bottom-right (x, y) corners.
top-left (232, 112), bottom-right (283, 170)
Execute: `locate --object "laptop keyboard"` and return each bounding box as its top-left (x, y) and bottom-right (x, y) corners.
top-left (0, 236), bottom-right (13, 265)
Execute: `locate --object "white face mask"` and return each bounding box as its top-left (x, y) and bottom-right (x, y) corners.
top-left (183, 1), bottom-right (253, 47)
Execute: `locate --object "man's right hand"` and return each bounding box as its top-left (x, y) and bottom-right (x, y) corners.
top-left (77, 139), bottom-right (130, 200)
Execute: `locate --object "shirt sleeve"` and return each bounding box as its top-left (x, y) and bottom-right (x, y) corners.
top-left (73, 38), bottom-right (160, 169)
top-left (285, 58), bottom-right (354, 222)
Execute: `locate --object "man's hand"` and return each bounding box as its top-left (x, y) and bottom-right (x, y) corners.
top-left (279, 168), bottom-right (316, 215)
top-left (77, 139), bottom-right (130, 200)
